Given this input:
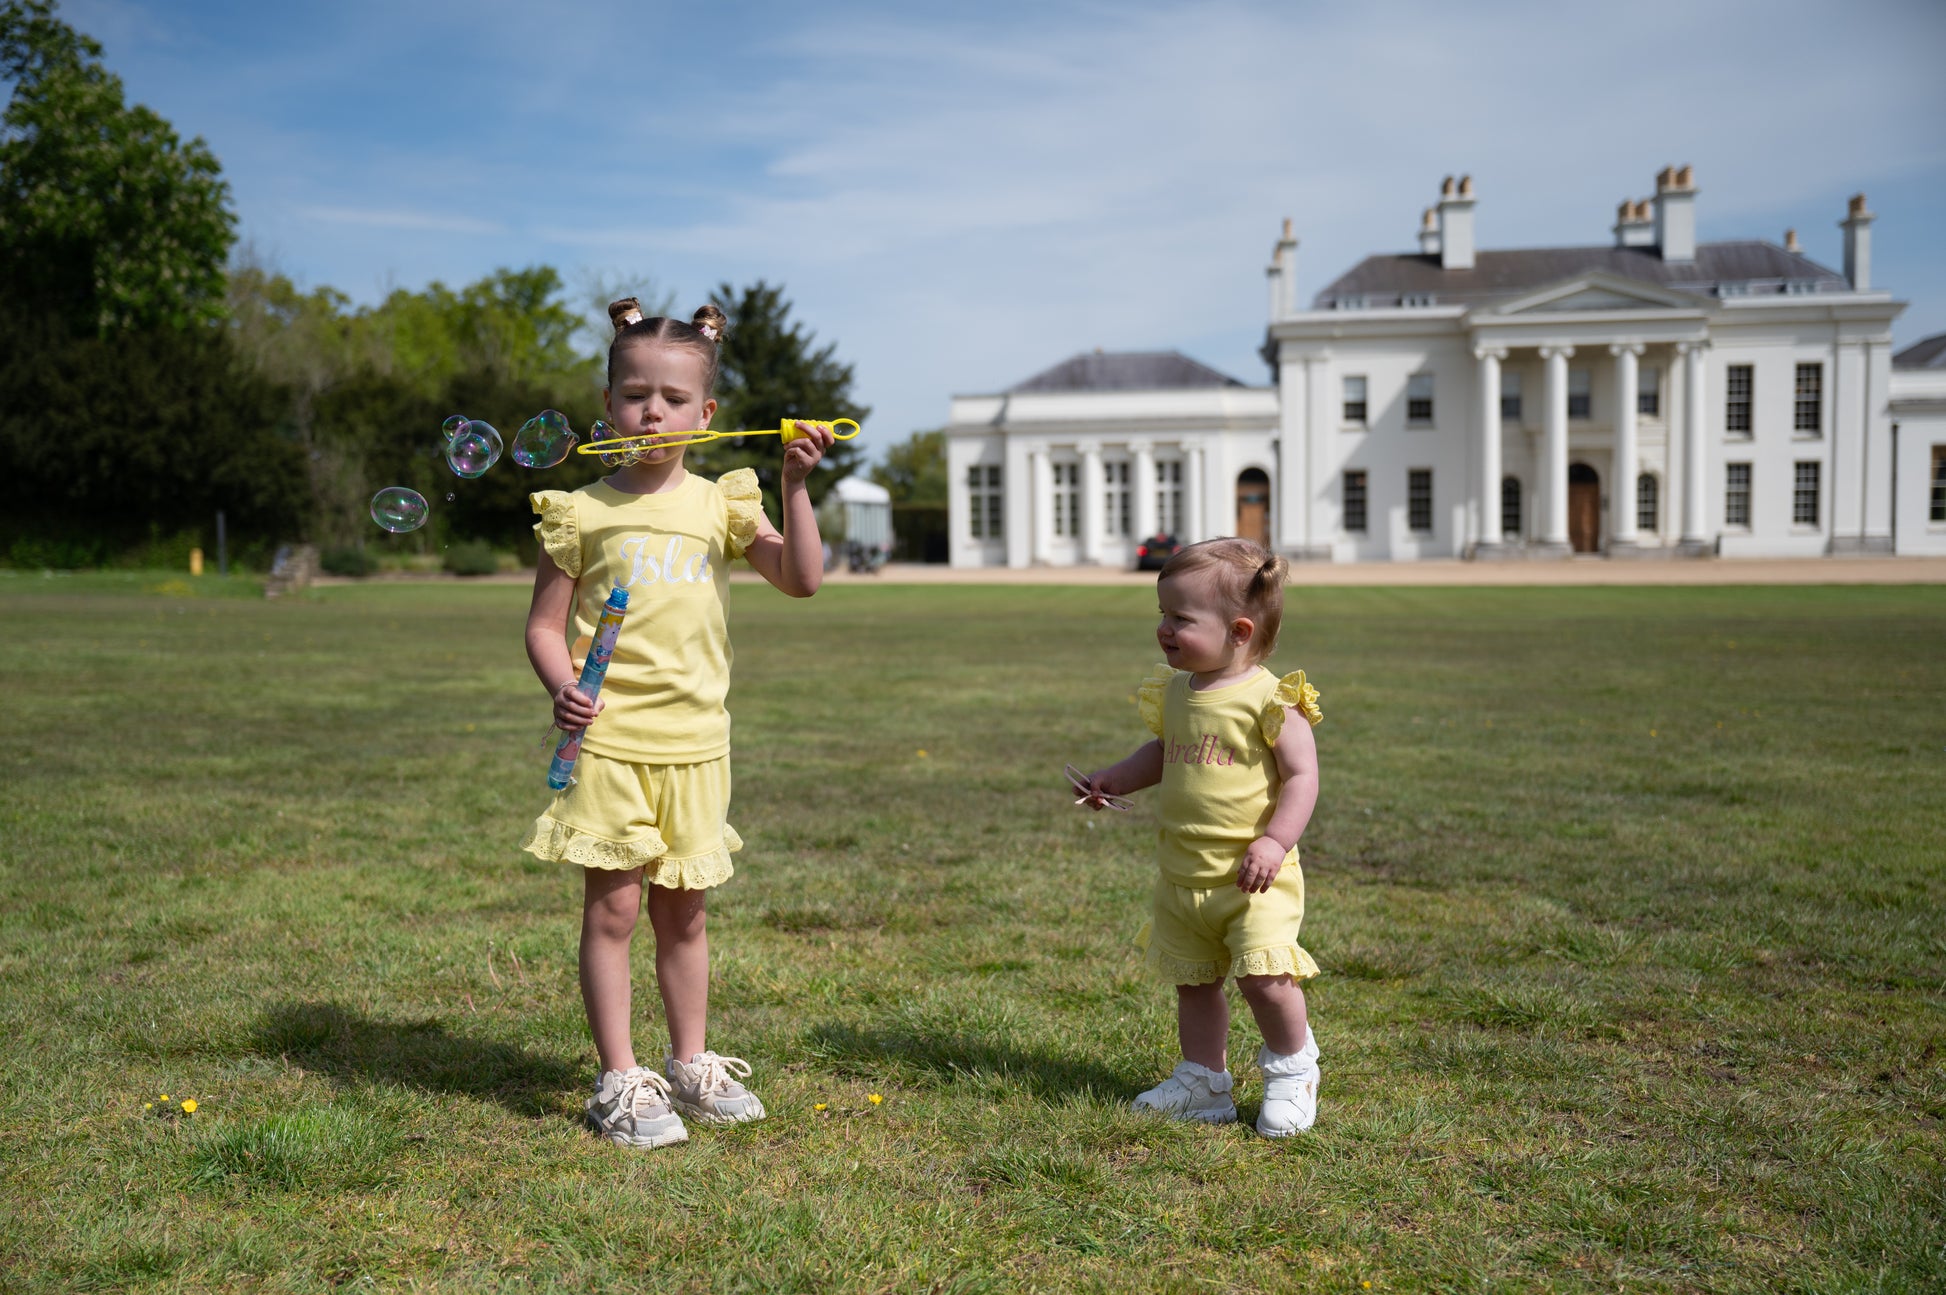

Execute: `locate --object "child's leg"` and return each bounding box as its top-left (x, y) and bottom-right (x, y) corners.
top-left (1178, 980), bottom-right (1230, 1071)
top-left (581, 866), bottom-right (645, 1072)
top-left (1236, 974), bottom-right (1309, 1054)
top-left (645, 884), bottom-right (709, 1063)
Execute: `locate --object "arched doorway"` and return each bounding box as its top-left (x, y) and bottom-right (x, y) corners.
top-left (1236, 469), bottom-right (1271, 547)
top-left (1568, 463), bottom-right (1600, 553)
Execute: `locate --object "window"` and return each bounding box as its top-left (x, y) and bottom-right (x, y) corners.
top-left (1402, 293), bottom-right (1436, 308)
top-left (1408, 469), bottom-right (1433, 532)
top-left (1638, 366), bottom-right (1661, 417)
top-left (1156, 460), bottom-right (1183, 534)
top-left (967, 465), bottom-right (1003, 539)
top-left (1726, 364), bottom-right (1753, 436)
top-left (1795, 363), bottom-right (1823, 436)
top-left (1051, 462), bottom-right (1079, 537)
top-left (1342, 470), bottom-right (1368, 533)
top-left (1636, 473), bottom-right (1659, 533)
top-left (1793, 461), bottom-right (1821, 526)
top-left (1500, 477), bottom-right (1522, 537)
top-left (1568, 368), bottom-right (1591, 419)
top-left (1342, 375), bottom-right (1368, 425)
top-left (1932, 448), bottom-right (1946, 522)
top-left (1501, 371), bottom-right (1522, 421)
top-left (1407, 373), bottom-right (1435, 425)
top-left (1104, 461), bottom-right (1131, 537)
top-left (1725, 462), bottom-right (1751, 528)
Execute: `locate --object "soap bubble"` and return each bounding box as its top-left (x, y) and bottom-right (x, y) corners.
top-left (445, 493), bottom-right (456, 502)
top-left (441, 414), bottom-right (468, 444)
top-left (370, 486), bottom-right (429, 533)
top-left (514, 409), bottom-right (577, 468)
top-left (591, 419), bottom-right (637, 467)
top-left (445, 420), bottom-right (503, 478)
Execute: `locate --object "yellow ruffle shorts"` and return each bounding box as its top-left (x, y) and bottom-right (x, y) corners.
top-left (1140, 852), bottom-right (1321, 985)
top-left (519, 750), bottom-right (741, 889)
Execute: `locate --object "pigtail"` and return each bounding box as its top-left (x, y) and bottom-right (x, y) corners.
top-left (608, 297), bottom-right (646, 332)
top-left (691, 303), bottom-right (728, 344)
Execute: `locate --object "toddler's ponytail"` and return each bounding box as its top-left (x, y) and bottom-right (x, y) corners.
top-left (1156, 537), bottom-right (1289, 663)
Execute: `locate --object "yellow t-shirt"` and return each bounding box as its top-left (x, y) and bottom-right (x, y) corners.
top-left (1136, 664), bottom-right (1323, 887)
top-left (531, 469), bottom-right (762, 764)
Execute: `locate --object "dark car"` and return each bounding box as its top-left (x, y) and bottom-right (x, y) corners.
top-left (1134, 532), bottom-right (1180, 571)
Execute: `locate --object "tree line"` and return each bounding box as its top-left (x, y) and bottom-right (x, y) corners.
top-left (0, 1), bottom-right (871, 570)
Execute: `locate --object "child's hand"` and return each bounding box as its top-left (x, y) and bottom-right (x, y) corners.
top-left (1236, 836), bottom-right (1287, 893)
top-left (782, 421), bottom-right (836, 485)
top-left (552, 681), bottom-right (603, 731)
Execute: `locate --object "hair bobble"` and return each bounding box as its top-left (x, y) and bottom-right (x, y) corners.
top-left (618, 307), bottom-right (644, 328)
top-left (697, 322), bottom-right (719, 341)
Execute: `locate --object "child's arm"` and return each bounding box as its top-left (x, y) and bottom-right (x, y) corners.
top-left (1089, 740), bottom-right (1164, 799)
top-left (1236, 711), bottom-right (1320, 893)
top-left (743, 422), bottom-right (838, 597)
top-left (525, 549), bottom-right (601, 730)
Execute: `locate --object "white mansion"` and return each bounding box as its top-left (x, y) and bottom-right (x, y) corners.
top-left (948, 168), bottom-right (1946, 565)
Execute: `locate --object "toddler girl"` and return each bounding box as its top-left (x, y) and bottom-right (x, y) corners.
top-left (1075, 538), bottom-right (1325, 1137)
top-left (522, 298), bottom-right (836, 1148)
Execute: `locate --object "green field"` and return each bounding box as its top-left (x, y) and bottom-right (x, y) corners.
top-left (1, 572), bottom-right (1941, 1292)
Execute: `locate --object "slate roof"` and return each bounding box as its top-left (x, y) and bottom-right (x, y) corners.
top-left (1313, 240), bottom-right (1849, 309)
top-left (1008, 350), bottom-right (1246, 393)
top-left (1894, 333), bottom-right (1946, 371)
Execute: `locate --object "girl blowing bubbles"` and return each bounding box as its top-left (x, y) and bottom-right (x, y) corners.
top-left (523, 299), bottom-right (836, 1149)
top-left (1075, 539), bottom-right (1325, 1137)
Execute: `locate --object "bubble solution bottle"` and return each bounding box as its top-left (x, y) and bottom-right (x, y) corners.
top-left (548, 585), bottom-right (630, 790)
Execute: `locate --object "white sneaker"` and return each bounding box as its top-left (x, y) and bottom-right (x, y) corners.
top-left (585, 1066), bottom-right (689, 1148)
top-left (666, 1050), bottom-right (767, 1125)
top-left (1255, 1032), bottom-right (1321, 1138)
top-left (1131, 1060), bottom-right (1238, 1124)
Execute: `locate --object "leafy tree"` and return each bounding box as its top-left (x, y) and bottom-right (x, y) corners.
top-left (687, 281), bottom-right (867, 513)
top-left (870, 428), bottom-right (946, 505)
top-left (0, 0), bottom-right (235, 335)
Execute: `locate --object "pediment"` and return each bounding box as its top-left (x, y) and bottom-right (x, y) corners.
top-left (1481, 272), bottom-right (1703, 317)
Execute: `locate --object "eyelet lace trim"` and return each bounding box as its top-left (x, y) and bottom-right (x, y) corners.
top-left (520, 815), bottom-right (741, 888)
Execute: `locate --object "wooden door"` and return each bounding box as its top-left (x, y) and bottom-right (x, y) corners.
top-left (1236, 471), bottom-right (1270, 546)
top-left (1568, 475), bottom-right (1600, 552)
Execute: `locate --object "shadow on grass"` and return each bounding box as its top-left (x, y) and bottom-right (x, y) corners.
top-left (804, 1021), bottom-right (1136, 1102)
top-left (251, 1001), bottom-right (577, 1117)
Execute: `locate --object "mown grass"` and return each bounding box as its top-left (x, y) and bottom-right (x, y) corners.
top-left (0, 573), bottom-right (1941, 1292)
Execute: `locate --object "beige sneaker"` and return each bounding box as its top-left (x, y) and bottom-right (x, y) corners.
top-left (585, 1066), bottom-right (689, 1148)
top-left (665, 1050), bottom-right (767, 1125)
top-left (1131, 1060), bottom-right (1238, 1124)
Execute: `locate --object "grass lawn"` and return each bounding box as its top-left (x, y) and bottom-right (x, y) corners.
top-left (0, 571), bottom-right (1941, 1292)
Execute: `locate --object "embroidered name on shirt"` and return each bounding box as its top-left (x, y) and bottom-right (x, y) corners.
top-left (1165, 735), bottom-right (1237, 766)
top-left (618, 535), bottom-right (712, 587)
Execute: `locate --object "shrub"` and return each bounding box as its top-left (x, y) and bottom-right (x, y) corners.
top-left (319, 546), bottom-right (377, 577)
top-left (441, 539), bottom-right (498, 577)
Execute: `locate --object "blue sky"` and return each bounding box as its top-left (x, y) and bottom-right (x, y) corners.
top-left (55, 0), bottom-right (1946, 451)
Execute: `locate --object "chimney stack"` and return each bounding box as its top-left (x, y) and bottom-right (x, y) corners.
top-left (1266, 216), bottom-right (1299, 319)
top-left (1840, 193), bottom-right (1873, 291)
top-left (1653, 164), bottom-right (1697, 262)
top-left (1784, 228), bottom-right (1801, 254)
top-left (1613, 198), bottom-right (1654, 248)
top-left (1437, 173), bottom-right (1476, 271)
top-left (1418, 206), bottom-right (1441, 256)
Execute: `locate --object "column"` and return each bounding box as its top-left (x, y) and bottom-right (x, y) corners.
top-left (1680, 341), bottom-right (1708, 548)
top-left (1610, 343), bottom-right (1643, 548)
top-left (1474, 345), bottom-right (1506, 550)
top-left (1029, 448), bottom-right (1052, 565)
top-left (1132, 443), bottom-right (1157, 543)
top-left (1276, 358), bottom-right (1307, 554)
top-left (1078, 442), bottom-right (1103, 564)
top-left (1539, 344), bottom-right (1574, 550)
top-left (1003, 437), bottom-right (1032, 569)
top-left (1185, 444), bottom-right (1205, 543)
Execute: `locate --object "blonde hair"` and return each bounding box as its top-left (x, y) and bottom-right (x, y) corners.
top-left (1158, 538), bottom-right (1290, 662)
top-left (605, 298), bottom-right (729, 392)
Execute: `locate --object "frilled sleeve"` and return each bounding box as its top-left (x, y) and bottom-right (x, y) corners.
top-left (1136, 664), bottom-right (1177, 739)
top-left (1259, 669), bottom-right (1323, 745)
top-left (717, 469), bottom-right (763, 560)
top-left (529, 490), bottom-right (581, 578)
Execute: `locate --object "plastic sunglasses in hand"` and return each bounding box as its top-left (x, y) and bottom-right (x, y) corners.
top-left (1064, 763), bottom-right (1134, 812)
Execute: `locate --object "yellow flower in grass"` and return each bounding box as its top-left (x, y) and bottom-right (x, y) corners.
top-left (867, 1093), bottom-right (883, 1106)
top-left (159, 1094), bottom-right (169, 1102)
top-left (143, 1102), bottom-right (153, 1111)
top-left (813, 1103), bottom-right (828, 1112)
top-left (180, 1099), bottom-right (198, 1114)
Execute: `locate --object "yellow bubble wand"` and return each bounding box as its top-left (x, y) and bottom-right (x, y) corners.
top-left (577, 418), bottom-right (860, 459)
